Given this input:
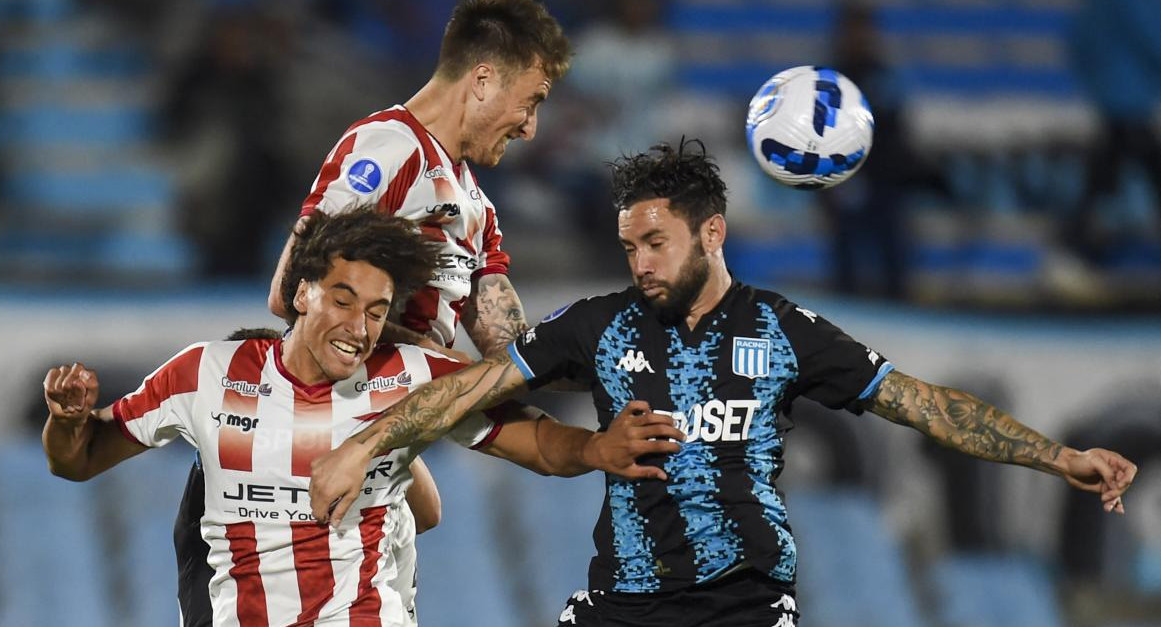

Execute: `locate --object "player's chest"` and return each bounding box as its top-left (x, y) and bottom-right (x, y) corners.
top-left (394, 163), bottom-right (489, 240)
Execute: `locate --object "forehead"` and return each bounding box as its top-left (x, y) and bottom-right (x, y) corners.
top-left (618, 198), bottom-right (686, 238)
top-left (320, 257), bottom-right (395, 297)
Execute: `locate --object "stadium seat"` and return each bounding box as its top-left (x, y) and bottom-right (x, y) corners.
top-left (790, 489), bottom-right (925, 627)
top-left (930, 553), bottom-right (1064, 627)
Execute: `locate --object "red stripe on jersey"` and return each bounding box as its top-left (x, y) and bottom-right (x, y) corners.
top-left (363, 347), bottom-right (411, 410)
top-left (219, 340), bottom-right (273, 472)
top-left (225, 522), bottom-right (269, 626)
top-left (379, 149), bottom-right (421, 214)
top-left (474, 204), bottom-right (511, 278)
top-left (301, 133), bottom-right (359, 216)
top-left (423, 350), bottom-right (467, 379)
top-left (400, 286), bottom-right (440, 340)
top-left (114, 344), bottom-right (204, 423)
top-left (290, 521), bottom-right (336, 623)
top-left (291, 387), bottom-right (332, 477)
top-left (349, 505), bottom-right (387, 619)
top-left (394, 108), bottom-right (443, 166)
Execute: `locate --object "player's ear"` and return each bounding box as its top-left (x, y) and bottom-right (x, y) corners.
top-left (293, 279), bottom-right (309, 316)
top-left (470, 63), bottom-right (495, 102)
top-left (701, 214), bottom-right (726, 254)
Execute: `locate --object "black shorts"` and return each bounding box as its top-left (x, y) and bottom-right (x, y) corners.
top-left (555, 567), bottom-right (798, 627)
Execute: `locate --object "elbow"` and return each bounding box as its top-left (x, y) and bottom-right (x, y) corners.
top-left (46, 460), bottom-right (93, 482)
top-left (413, 505), bottom-right (442, 534)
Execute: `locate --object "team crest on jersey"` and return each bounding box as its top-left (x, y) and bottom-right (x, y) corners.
top-left (347, 158), bottom-right (382, 194)
top-left (732, 337), bottom-right (770, 379)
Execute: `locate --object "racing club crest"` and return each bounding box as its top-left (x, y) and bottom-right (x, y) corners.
top-left (732, 337), bottom-right (770, 379)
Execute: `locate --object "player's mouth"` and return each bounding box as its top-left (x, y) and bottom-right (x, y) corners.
top-left (329, 339), bottom-right (362, 362)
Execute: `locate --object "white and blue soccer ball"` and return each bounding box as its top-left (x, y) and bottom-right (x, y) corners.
top-left (745, 66), bottom-right (874, 190)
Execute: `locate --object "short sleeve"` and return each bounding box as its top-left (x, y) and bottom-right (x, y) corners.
top-left (780, 304), bottom-right (893, 413)
top-left (301, 125), bottom-right (423, 218)
top-left (111, 343), bottom-right (206, 447)
top-left (507, 300), bottom-right (596, 390)
top-left (472, 202), bottom-right (510, 279)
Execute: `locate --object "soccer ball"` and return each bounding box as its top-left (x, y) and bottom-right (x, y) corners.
top-left (745, 66), bottom-right (874, 190)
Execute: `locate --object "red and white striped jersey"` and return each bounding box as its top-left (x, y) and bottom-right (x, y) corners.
top-left (113, 338), bottom-right (500, 626)
top-left (301, 105), bottom-right (511, 348)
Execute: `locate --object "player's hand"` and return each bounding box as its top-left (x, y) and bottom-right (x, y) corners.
top-left (44, 363), bottom-right (99, 424)
top-left (309, 438), bottom-right (377, 528)
top-left (1059, 447), bottom-right (1138, 514)
top-left (584, 400), bottom-right (685, 481)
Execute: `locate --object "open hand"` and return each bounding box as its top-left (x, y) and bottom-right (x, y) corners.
top-left (1060, 447), bottom-right (1137, 514)
top-left (44, 363), bottom-right (99, 423)
top-left (585, 400), bottom-right (685, 481)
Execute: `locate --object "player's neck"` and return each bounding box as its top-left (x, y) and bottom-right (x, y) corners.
top-left (684, 262), bottom-right (732, 330)
top-left (406, 77), bottom-right (467, 162)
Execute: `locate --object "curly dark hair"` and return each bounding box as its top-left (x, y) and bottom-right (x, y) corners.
top-left (436, 0), bottom-right (572, 83)
top-left (609, 138), bottom-right (728, 232)
top-left (280, 207), bottom-right (438, 324)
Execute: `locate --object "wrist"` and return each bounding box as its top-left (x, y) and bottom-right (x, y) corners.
top-left (1050, 446), bottom-right (1079, 476)
top-left (580, 432), bottom-right (604, 471)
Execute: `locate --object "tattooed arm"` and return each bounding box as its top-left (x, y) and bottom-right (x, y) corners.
top-left (870, 370), bottom-right (1137, 511)
top-left (462, 274), bottom-right (527, 358)
top-left (309, 353), bottom-right (530, 525)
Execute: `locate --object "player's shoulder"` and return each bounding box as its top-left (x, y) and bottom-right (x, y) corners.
top-left (535, 287), bottom-right (640, 325)
top-left (343, 108), bottom-right (426, 150)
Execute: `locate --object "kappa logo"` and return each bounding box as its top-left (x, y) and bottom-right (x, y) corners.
top-left (522, 327), bottom-right (537, 344)
top-left (795, 306), bottom-right (818, 323)
top-left (616, 350), bottom-right (654, 373)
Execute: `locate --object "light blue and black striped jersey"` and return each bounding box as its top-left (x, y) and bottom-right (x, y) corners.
top-left (508, 281), bottom-right (893, 593)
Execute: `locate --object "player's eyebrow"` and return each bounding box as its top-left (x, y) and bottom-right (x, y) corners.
top-left (621, 228), bottom-right (665, 246)
top-left (331, 283), bottom-right (391, 308)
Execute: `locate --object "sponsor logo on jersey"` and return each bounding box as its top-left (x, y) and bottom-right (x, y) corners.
top-left (221, 377), bottom-right (261, 397)
top-left (355, 372), bottom-right (411, 393)
top-left (616, 349), bottom-right (654, 373)
top-left (257, 383), bottom-right (272, 396)
top-left (347, 158), bottom-right (382, 194)
top-left (732, 337), bottom-right (770, 379)
top-left (212, 412), bottom-right (261, 432)
top-left (425, 202), bottom-right (460, 218)
top-left (435, 252), bottom-right (478, 271)
top-left (658, 399), bottom-right (762, 443)
top-left (423, 165), bottom-right (448, 180)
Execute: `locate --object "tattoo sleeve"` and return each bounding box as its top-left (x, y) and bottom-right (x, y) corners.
top-left (354, 353), bottom-right (527, 456)
top-left (869, 370), bottom-right (1064, 474)
top-left (464, 274), bottom-right (527, 358)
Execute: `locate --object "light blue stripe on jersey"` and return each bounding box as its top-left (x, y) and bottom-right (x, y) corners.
top-left (594, 304), bottom-right (659, 592)
top-left (506, 343), bottom-right (535, 381)
top-left (664, 316), bottom-right (743, 583)
top-left (749, 303), bottom-right (800, 581)
top-left (859, 362), bottom-right (896, 400)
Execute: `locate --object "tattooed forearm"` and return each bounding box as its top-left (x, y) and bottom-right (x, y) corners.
top-left (354, 355), bottom-right (525, 456)
top-left (466, 274), bottom-right (527, 357)
top-left (870, 370), bottom-right (1064, 473)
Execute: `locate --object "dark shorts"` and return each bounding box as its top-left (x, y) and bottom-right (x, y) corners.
top-left (555, 567), bottom-right (799, 627)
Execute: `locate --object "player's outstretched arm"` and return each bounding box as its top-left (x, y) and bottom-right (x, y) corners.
top-left (868, 370), bottom-right (1137, 513)
top-left (42, 363), bottom-right (148, 481)
top-left (310, 352), bottom-right (530, 526)
top-left (480, 400), bottom-right (684, 480)
top-left (462, 273), bottom-right (528, 358)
